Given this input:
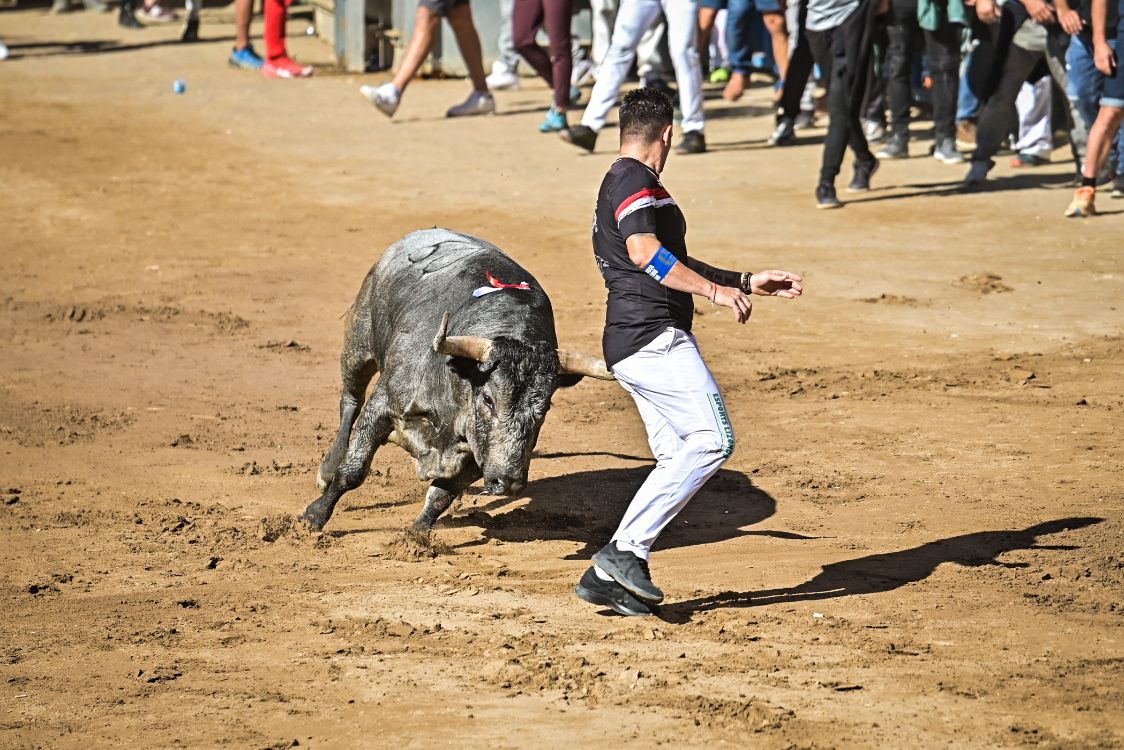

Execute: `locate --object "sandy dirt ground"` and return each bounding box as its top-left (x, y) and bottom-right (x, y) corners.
top-left (1, 5), bottom-right (1122, 748)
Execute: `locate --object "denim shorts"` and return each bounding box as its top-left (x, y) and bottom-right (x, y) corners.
top-left (418, 0), bottom-right (467, 15)
top-left (701, 0), bottom-right (728, 8)
top-left (1104, 35), bottom-right (1124, 108)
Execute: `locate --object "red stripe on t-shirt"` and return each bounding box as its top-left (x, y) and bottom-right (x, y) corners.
top-left (614, 188), bottom-right (671, 220)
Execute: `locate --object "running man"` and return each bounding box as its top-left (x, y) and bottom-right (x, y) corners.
top-left (574, 88), bottom-right (804, 616)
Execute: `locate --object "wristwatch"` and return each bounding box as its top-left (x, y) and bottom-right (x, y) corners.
top-left (739, 271), bottom-right (754, 295)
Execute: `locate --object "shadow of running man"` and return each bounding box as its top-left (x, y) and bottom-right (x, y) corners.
top-left (659, 517), bottom-right (1104, 624)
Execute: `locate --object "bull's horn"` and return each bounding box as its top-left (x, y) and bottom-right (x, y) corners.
top-left (557, 349), bottom-right (615, 380)
top-left (433, 312), bottom-right (494, 363)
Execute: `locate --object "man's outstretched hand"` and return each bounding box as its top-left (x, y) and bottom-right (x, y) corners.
top-left (750, 270), bottom-right (804, 298)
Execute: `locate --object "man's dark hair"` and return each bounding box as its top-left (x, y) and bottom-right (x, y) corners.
top-left (618, 87), bottom-right (674, 144)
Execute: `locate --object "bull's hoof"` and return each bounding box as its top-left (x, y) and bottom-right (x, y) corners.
top-left (297, 512), bottom-right (326, 533)
top-left (403, 524), bottom-right (433, 547)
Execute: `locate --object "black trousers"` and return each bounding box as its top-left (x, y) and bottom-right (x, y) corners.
top-left (807, 0), bottom-right (879, 182)
top-left (778, 0), bottom-right (818, 123)
top-left (885, 0), bottom-right (962, 141)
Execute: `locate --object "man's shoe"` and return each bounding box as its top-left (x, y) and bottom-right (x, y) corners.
top-left (1113, 175), bottom-right (1124, 199)
top-left (848, 156), bottom-right (879, 192)
top-left (816, 182), bottom-right (842, 209)
top-left (574, 567), bottom-right (653, 617)
top-left (863, 119), bottom-right (887, 143)
top-left (876, 133), bottom-right (908, 159)
top-left (794, 110), bottom-right (816, 130)
top-left (956, 120), bottom-right (977, 151)
top-left (675, 130), bottom-right (706, 155)
top-left (963, 159), bottom-right (991, 189)
top-left (768, 118), bottom-right (796, 147)
top-left (1009, 151), bottom-right (1048, 168)
top-left (262, 56), bottom-right (313, 78)
top-left (933, 138), bottom-right (965, 165)
top-left (447, 90), bottom-right (495, 117)
top-left (229, 44), bottom-right (264, 70)
top-left (539, 106), bottom-right (567, 133)
top-left (560, 124), bottom-right (597, 153)
top-left (360, 82), bottom-right (399, 118)
top-left (709, 66), bottom-right (731, 84)
top-left (485, 60), bottom-right (520, 91)
top-left (591, 543), bottom-right (664, 603)
top-left (571, 57), bottom-right (595, 87)
top-left (1064, 186), bottom-right (1097, 218)
top-left (118, 4), bottom-right (143, 28)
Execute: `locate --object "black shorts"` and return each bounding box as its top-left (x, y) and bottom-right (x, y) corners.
top-left (419, 0), bottom-right (468, 15)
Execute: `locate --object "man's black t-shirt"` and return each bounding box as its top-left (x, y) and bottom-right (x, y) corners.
top-left (592, 157), bottom-right (740, 368)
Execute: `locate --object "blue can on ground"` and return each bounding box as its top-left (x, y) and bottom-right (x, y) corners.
top-left (173, 79), bottom-right (186, 94)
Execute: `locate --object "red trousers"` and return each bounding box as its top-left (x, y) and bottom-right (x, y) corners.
top-left (513, 0), bottom-right (574, 110)
top-left (264, 0), bottom-right (292, 61)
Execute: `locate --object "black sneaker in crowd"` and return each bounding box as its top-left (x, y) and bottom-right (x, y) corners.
top-left (560, 124), bottom-right (598, 153)
top-left (876, 132), bottom-right (908, 160)
top-left (675, 130), bottom-right (706, 155)
top-left (848, 156), bottom-right (879, 192)
top-left (118, 0), bottom-right (142, 28)
top-left (767, 118), bottom-right (796, 147)
top-left (816, 181), bottom-right (842, 209)
top-left (591, 543), bottom-right (664, 603)
top-left (574, 566), bottom-right (654, 617)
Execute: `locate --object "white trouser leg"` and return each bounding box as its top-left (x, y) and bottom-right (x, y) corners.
top-left (637, 18), bottom-right (668, 79)
top-left (608, 328), bottom-right (735, 559)
top-left (662, 0), bottom-right (705, 133)
top-left (582, 0), bottom-right (664, 131)
top-left (591, 0), bottom-right (620, 65)
top-left (1014, 76), bottom-right (1053, 159)
top-left (713, 8), bottom-right (729, 69)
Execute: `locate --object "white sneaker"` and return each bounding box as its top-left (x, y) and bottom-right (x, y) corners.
top-left (571, 58), bottom-right (595, 87)
top-left (963, 160), bottom-right (990, 188)
top-left (446, 90), bottom-right (495, 118)
top-left (360, 82), bottom-right (400, 118)
top-left (0, 43), bottom-right (8, 62)
top-left (485, 61), bottom-right (520, 91)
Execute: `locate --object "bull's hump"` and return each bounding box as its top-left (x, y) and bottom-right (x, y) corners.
top-left (394, 229), bottom-right (501, 276)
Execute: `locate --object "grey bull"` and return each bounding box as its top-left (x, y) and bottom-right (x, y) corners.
top-left (298, 228), bottom-right (614, 536)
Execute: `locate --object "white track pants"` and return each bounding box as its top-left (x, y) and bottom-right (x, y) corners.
top-left (608, 327), bottom-right (735, 559)
top-left (1014, 77), bottom-right (1053, 159)
top-left (581, 0), bottom-right (705, 134)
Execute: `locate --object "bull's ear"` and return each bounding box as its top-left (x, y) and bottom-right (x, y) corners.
top-left (556, 373), bottom-right (585, 389)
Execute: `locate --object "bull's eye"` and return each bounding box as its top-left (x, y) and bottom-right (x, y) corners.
top-left (481, 392), bottom-right (496, 413)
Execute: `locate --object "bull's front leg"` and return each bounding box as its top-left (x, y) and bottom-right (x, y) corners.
top-left (299, 388), bottom-right (392, 531)
top-left (409, 467), bottom-right (483, 539)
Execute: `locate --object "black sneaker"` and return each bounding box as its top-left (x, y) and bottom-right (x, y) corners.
top-left (876, 132), bottom-right (908, 160)
top-left (591, 543), bottom-right (664, 603)
top-left (118, 4), bottom-right (142, 27)
top-left (574, 566), bottom-right (653, 617)
top-left (816, 181), bottom-right (842, 209)
top-left (767, 118), bottom-right (796, 147)
top-left (675, 130), bottom-right (706, 155)
top-left (560, 124), bottom-right (597, 153)
top-left (848, 156), bottom-right (879, 192)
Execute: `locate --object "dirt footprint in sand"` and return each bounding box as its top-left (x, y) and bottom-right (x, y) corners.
top-left (958, 273), bottom-right (1013, 294)
top-left (258, 514), bottom-right (331, 548)
top-left (380, 528), bottom-right (452, 561)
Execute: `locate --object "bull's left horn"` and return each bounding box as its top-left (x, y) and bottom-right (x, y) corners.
top-left (557, 349), bottom-right (615, 380)
top-left (433, 311), bottom-right (495, 363)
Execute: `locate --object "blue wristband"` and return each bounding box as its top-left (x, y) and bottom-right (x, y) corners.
top-left (643, 246), bottom-right (679, 282)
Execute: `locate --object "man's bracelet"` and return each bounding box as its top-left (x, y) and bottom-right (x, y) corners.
top-left (739, 271), bottom-right (754, 295)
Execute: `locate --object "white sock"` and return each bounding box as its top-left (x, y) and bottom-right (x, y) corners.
top-left (593, 565), bottom-right (614, 581)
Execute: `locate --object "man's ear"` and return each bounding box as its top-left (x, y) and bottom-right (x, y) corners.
top-left (661, 123), bottom-right (674, 147)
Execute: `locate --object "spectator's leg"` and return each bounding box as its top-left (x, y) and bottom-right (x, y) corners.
top-left (581, 0), bottom-right (662, 130)
top-left (514, 0), bottom-right (553, 84)
top-left (762, 10), bottom-right (788, 80)
top-left (1013, 77), bottom-right (1053, 161)
top-left (447, 2), bottom-right (490, 92)
top-left (543, 0), bottom-right (575, 110)
top-left (663, 0), bottom-right (705, 133)
top-left (972, 43), bottom-right (1041, 164)
top-left (392, 5), bottom-right (442, 92)
top-left (925, 20), bottom-right (962, 145)
top-left (884, 0), bottom-right (916, 141)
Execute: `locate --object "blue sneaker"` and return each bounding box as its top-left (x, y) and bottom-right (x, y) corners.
top-left (229, 44), bottom-right (263, 70)
top-left (539, 106), bottom-right (567, 133)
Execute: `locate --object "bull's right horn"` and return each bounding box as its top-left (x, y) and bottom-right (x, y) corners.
top-left (432, 312), bottom-right (494, 363)
top-left (557, 349), bottom-right (616, 380)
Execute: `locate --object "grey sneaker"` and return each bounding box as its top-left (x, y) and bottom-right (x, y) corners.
top-left (863, 119), bottom-right (887, 143)
top-left (591, 543), bottom-right (663, 603)
top-left (360, 82), bottom-right (399, 118)
top-left (675, 130), bottom-right (706, 155)
top-left (933, 137), bottom-right (965, 165)
top-left (963, 159), bottom-right (991, 189)
top-left (574, 566), bottom-right (653, 617)
top-left (1112, 175), bottom-right (1124, 199)
top-left (877, 133), bottom-right (909, 159)
top-left (446, 90), bottom-right (495, 118)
